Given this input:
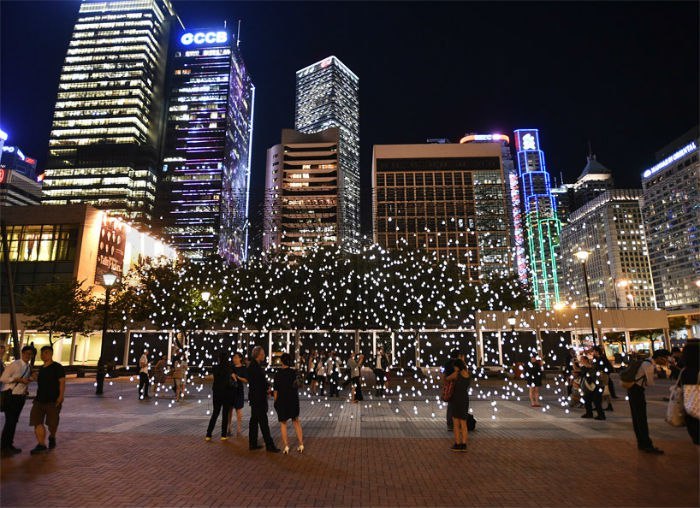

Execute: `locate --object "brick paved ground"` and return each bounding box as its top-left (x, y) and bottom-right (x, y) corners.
top-left (1, 373), bottom-right (698, 507)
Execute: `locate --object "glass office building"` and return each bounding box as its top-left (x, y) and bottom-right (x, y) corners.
top-left (515, 129), bottom-right (561, 310)
top-left (158, 28), bottom-right (254, 263)
top-left (642, 130), bottom-right (700, 311)
top-left (42, 0), bottom-right (176, 225)
top-left (372, 142), bottom-right (512, 281)
top-left (558, 189), bottom-right (656, 309)
top-left (295, 56), bottom-right (359, 249)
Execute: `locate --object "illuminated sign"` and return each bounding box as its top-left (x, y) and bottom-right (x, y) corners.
top-left (642, 141), bottom-right (698, 179)
top-left (459, 133), bottom-right (510, 144)
top-left (514, 129), bottom-right (540, 152)
top-left (180, 31), bottom-right (228, 46)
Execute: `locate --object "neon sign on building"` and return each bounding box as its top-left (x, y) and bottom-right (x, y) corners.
top-left (642, 141), bottom-right (698, 179)
top-left (180, 31), bottom-right (228, 46)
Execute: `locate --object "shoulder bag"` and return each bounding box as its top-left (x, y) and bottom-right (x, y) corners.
top-left (682, 372), bottom-right (700, 419)
top-left (666, 373), bottom-right (686, 427)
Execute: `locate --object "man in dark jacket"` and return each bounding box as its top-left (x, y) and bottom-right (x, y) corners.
top-left (248, 346), bottom-right (280, 452)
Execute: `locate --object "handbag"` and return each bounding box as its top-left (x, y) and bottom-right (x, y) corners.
top-left (666, 378), bottom-right (686, 427)
top-left (682, 372), bottom-right (700, 419)
top-left (441, 380), bottom-right (455, 402)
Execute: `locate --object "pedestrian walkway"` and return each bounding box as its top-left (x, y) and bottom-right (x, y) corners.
top-left (1, 375), bottom-right (697, 507)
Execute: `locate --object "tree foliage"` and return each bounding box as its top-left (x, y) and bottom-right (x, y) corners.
top-left (22, 280), bottom-right (96, 346)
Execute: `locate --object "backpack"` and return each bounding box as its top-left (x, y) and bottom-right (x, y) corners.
top-left (467, 413), bottom-right (477, 431)
top-left (619, 359), bottom-right (647, 390)
top-left (441, 380), bottom-right (455, 402)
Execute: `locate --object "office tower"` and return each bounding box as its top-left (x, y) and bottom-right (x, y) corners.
top-left (158, 28), bottom-right (254, 263)
top-left (570, 154), bottom-right (615, 209)
top-left (1, 142), bottom-right (42, 205)
top-left (558, 189), bottom-right (656, 309)
top-left (460, 133), bottom-right (528, 285)
top-left (642, 128), bottom-right (700, 311)
top-left (295, 56), bottom-right (359, 248)
top-left (372, 141), bottom-right (512, 281)
top-left (263, 128), bottom-right (340, 254)
top-left (514, 129), bottom-right (561, 310)
top-left (42, 0), bottom-right (176, 225)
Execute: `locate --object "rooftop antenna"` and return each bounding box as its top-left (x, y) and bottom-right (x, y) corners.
top-left (587, 139), bottom-right (593, 160)
top-left (224, 20), bottom-right (227, 28)
top-left (237, 20), bottom-right (241, 48)
top-left (560, 171), bottom-right (565, 187)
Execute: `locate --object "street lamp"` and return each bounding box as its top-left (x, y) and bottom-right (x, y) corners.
top-left (98, 271), bottom-right (117, 395)
top-left (575, 250), bottom-right (598, 346)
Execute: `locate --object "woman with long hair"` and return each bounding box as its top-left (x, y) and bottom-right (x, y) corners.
top-left (273, 353), bottom-right (304, 454)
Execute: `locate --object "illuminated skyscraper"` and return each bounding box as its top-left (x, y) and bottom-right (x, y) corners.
top-left (264, 128), bottom-right (340, 254)
top-left (514, 129), bottom-right (561, 309)
top-left (295, 56), bottom-right (360, 248)
top-left (158, 28), bottom-right (254, 263)
top-left (373, 141), bottom-right (512, 281)
top-left (642, 129), bottom-right (700, 312)
top-left (42, 0), bottom-right (176, 225)
top-left (460, 133), bottom-right (528, 285)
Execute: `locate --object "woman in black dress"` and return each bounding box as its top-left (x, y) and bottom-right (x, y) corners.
top-left (227, 352), bottom-right (248, 437)
top-left (273, 353), bottom-right (304, 454)
top-left (526, 355), bottom-right (543, 407)
top-left (445, 358), bottom-right (470, 451)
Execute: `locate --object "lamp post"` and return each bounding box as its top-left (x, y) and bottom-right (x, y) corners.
top-left (98, 272), bottom-right (118, 395)
top-left (575, 250), bottom-right (597, 346)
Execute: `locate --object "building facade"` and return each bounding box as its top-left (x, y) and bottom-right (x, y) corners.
top-left (295, 56), bottom-right (359, 248)
top-left (157, 28), bottom-right (254, 263)
top-left (263, 128), bottom-right (340, 254)
top-left (514, 129), bottom-right (561, 309)
top-left (1, 144), bottom-right (42, 206)
top-left (558, 189), bottom-right (656, 310)
top-left (372, 142), bottom-right (512, 281)
top-left (0, 204), bottom-right (177, 365)
top-left (42, 0), bottom-right (176, 225)
top-left (642, 130), bottom-right (700, 311)
top-left (460, 133), bottom-right (528, 285)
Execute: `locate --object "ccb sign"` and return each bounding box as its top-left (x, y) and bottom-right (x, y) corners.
top-left (180, 31), bottom-right (228, 46)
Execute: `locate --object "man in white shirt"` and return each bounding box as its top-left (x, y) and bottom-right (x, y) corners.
top-left (138, 350), bottom-right (150, 400)
top-left (1, 346), bottom-right (34, 456)
top-left (627, 351), bottom-right (666, 454)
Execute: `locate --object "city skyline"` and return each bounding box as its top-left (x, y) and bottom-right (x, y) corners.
top-left (1, 1), bottom-right (698, 246)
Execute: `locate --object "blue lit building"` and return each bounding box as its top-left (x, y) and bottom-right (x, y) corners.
top-left (514, 129), bottom-right (561, 309)
top-left (158, 28), bottom-right (255, 263)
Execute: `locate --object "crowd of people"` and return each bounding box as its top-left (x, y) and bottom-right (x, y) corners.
top-left (1, 338), bottom-right (698, 458)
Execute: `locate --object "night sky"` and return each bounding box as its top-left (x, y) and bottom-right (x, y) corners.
top-left (1, 1), bottom-right (698, 241)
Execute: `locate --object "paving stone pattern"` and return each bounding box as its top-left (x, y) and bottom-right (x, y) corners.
top-left (1, 374), bottom-right (698, 507)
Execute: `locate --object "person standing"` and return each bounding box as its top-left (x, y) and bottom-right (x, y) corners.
top-left (1, 346), bottom-right (33, 456)
top-left (679, 339), bottom-right (700, 445)
top-left (526, 354), bottom-right (543, 407)
top-left (138, 349), bottom-right (150, 399)
top-left (348, 353), bottom-right (364, 403)
top-left (580, 354), bottom-right (605, 420)
top-left (206, 353), bottom-right (234, 441)
top-left (627, 351), bottom-right (665, 454)
top-left (308, 350), bottom-right (320, 395)
top-left (248, 346), bottom-right (280, 452)
top-left (227, 352), bottom-right (248, 437)
top-left (373, 347), bottom-right (389, 396)
top-left (29, 346), bottom-right (65, 454)
top-left (325, 351), bottom-right (340, 398)
top-left (95, 356), bottom-right (106, 395)
top-left (172, 354), bottom-right (188, 401)
top-left (446, 358), bottom-right (470, 451)
top-left (443, 349), bottom-right (462, 432)
top-left (273, 353), bottom-right (304, 454)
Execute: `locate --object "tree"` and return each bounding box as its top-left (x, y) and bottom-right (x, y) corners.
top-left (22, 280), bottom-right (96, 346)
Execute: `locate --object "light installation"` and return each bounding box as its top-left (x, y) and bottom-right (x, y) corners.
top-left (514, 129), bottom-right (561, 310)
top-left (158, 28), bottom-right (254, 263)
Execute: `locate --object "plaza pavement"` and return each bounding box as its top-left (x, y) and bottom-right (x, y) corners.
top-left (1, 371), bottom-right (698, 507)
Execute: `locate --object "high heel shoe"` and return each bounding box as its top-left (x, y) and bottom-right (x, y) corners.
top-left (283, 446), bottom-right (290, 454)
top-left (297, 444), bottom-right (304, 454)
